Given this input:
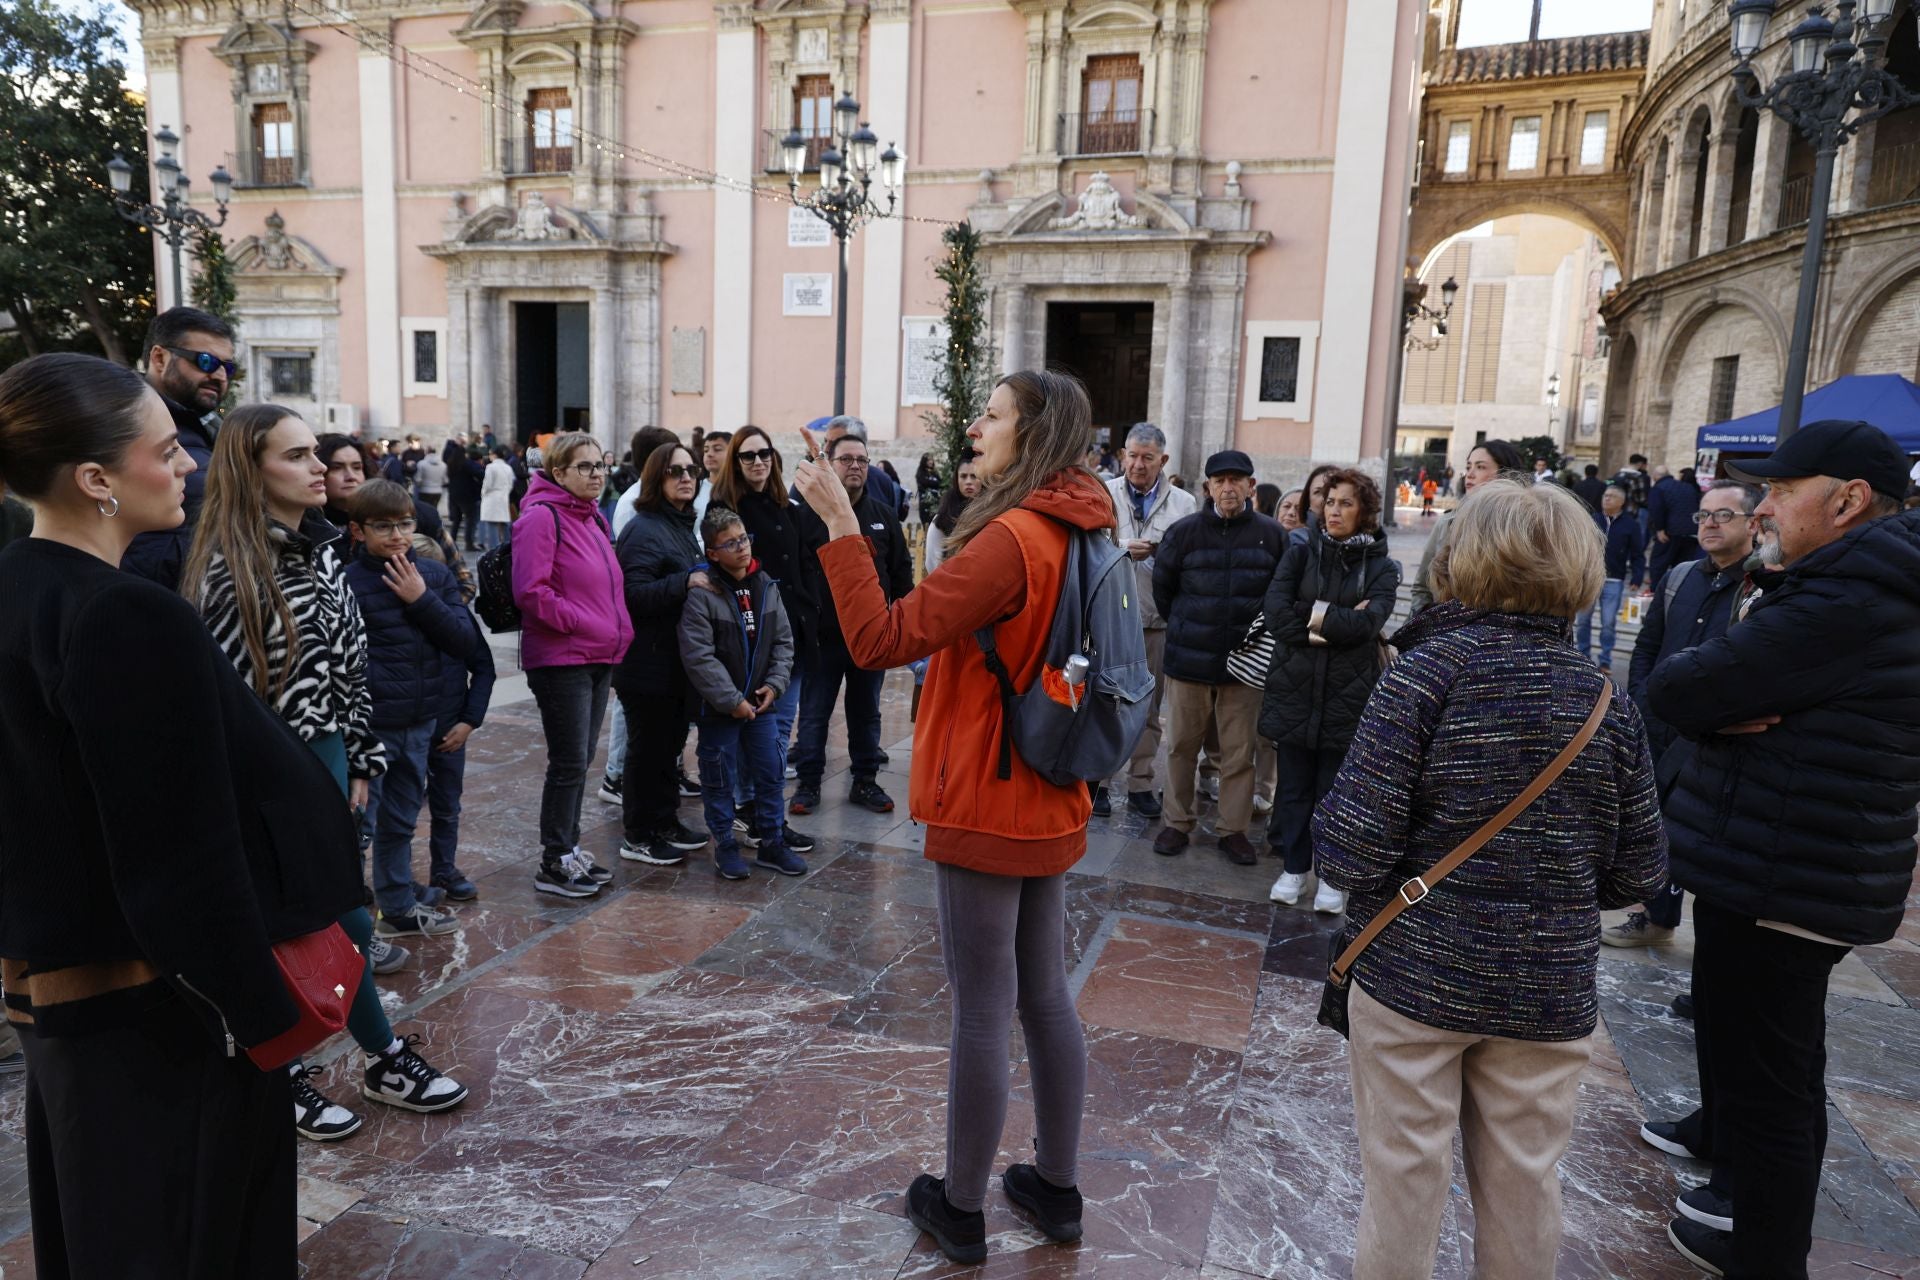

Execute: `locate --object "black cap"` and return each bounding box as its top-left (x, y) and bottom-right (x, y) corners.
top-left (1723, 420), bottom-right (1910, 500)
top-left (1204, 449), bottom-right (1255, 478)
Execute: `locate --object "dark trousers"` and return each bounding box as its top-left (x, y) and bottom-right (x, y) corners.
top-left (526, 663), bottom-right (611, 860)
top-left (617, 679), bottom-right (691, 843)
top-left (449, 495), bottom-right (481, 548)
top-left (426, 734), bottom-right (467, 882)
top-left (1694, 896), bottom-right (1846, 1278)
top-left (1646, 875), bottom-right (1686, 929)
top-left (1651, 532), bottom-right (1700, 586)
top-left (1268, 742), bottom-right (1345, 874)
top-left (792, 644), bottom-right (885, 789)
top-left (22, 992), bottom-right (295, 1279)
top-left (367, 720), bottom-right (434, 918)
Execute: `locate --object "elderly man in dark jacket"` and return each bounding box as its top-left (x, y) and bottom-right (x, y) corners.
top-left (1149, 451), bottom-right (1285, 865)
top-left (1645, 422), bottom-right (1920, 1278)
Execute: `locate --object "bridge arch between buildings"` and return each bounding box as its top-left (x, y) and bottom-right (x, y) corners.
top-left (1411, 193), bottom-right (1630, 280)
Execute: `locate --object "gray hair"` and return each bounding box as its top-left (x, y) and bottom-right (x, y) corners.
top-left (825, 416), bottom-right (867, 442)
top-left (1124, 422), bottom-right (1166, 452)
top-left (1706, 479), bottom-right (1761, 514)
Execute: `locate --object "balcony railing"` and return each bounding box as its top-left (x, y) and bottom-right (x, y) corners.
top-left (763, 129), bottom-right (833, 174)
top-left (500, 137), bottom-right (579, 176)
top-left (1059, 109), bottom-right (1153, 157)
top-left (1777, 174), bottom-right (1812, 229)
top-left (1868, 137), bottom-right (1920, 209)
top-left (246, 149), bottom-right (299, 187)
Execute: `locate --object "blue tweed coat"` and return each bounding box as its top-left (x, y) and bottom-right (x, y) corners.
top-left (1315, 601), bottom-right (1667, 1041)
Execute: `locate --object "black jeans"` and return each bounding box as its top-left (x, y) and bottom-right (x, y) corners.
top-left (1693, 896), bottom-right (1846, 1278)
top-left (792, 643), bottom-right (885, 789)
top-left (616, 678), bottom-right (691, 844)
top-left (525, 663), bottom-right (611, 860)
top-left (22, 990), bottom-right (294, 1278)
top-left (1268, 742), bottom-right (1345, 874)
top-left (450, 495), bottom-right (482, 547)
top-left (1646, 875), bottom-right (1686, 929)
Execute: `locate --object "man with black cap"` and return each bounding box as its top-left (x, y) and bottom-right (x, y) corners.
top-left (1149, 450), bottom-right (1285, 866)
top-left (1642, 420), bottom-right (1920, 1277)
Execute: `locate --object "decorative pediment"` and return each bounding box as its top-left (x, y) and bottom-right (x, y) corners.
top-left (1065, 1), bottom-right (1159, 34)
top-left (505, 42), bottom-right (579, 70)
top-left (457, 0), bottom-right (628, 39)
top-left (459, 0), bottom-right (527, 35)
top-left (1000, 178), bottom-right (1192, 236)
top-left (454, 193), bottom-right (605, 244)
top-left (211, 17), bottom-right (316, 68)
top-left (230, 211), bottom-right (339, 275)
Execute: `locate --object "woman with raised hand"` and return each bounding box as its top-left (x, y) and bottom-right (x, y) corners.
top-left (793, 369), bottom-right (1110, 1266)
top-left (184, 404), bottom-right (467, 1145)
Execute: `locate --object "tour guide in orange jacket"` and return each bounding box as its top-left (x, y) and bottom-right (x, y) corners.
top-left (795, 370), bottom-right (1108, 1266)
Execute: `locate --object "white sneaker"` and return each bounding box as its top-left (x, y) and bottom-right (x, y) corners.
top-left (1252, 795), bottom-right (1273, 818)
top-left (1313, 882), bottom-right (1348, 915)
top-left (784, 764), bottom-right (798, 781)
top-left (1269, 871), bottom-right (1307, 904)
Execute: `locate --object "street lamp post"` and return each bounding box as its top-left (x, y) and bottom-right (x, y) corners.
top-left (1402, 274), bottom-right (1459, 352)
top-left (1546, 371), bottom-right (1562, 451)
top-left (106, 125), bottom-right (233, 309)
top-left (780, 93), bottom-right (904, 416)
top-left (1729, 0), bottom-right (1916, 441)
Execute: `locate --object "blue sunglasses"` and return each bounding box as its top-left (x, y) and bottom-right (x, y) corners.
top-left (166, 346), bottom-right (238, 379)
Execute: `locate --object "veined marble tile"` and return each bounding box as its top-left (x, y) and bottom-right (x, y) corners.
top-left (1806, 1236), bottom-right (1920, 1278)
top-left (1835, 1087), bottom-right (1920, 1215)
top-left (692, 885), bottom-right (940, 997)
top-left (298, 1205), bottom-right (589, 1278)
top-left (1076, 918), bottom-right (1263, 1052)
top-left (373, 906), bottom-right (555, 1007)
top-left (1865, 947), bottom-right (1920, 1010)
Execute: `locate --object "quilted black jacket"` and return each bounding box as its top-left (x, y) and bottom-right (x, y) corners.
top-left (1151, 505), bottom-right (1286, 684)
top-left (1259, 529), bottom-right (1400, 752)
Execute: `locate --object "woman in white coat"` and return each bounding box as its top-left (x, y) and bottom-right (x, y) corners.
top-left (479, 446), bottom-right (515, 549)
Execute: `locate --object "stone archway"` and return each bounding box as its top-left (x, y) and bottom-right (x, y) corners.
top-left (1411, 191), bottom-right (1630, 280)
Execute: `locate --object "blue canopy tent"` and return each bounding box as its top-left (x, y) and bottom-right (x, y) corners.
top-left (1696, 374), bottom-right (1920, 456)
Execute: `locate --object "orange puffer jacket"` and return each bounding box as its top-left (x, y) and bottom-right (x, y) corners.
top-left (815, 470), bottom-right (1117, 876)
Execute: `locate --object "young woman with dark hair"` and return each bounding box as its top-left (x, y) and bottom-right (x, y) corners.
top-left (923, 457), bottom-right (981, 573)
top-left (794, 369), bottom-right (1110, 1264)
top-left (1409, 438), bottom-right (1527, 612)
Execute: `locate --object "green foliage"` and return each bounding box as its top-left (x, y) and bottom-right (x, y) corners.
top-left (1515, 435), bottom-right (1565, 473)
top-left (0, 0), bottom-right (152, 368)
top-left (189, 226), bottom-right (237, 327)
top-left (923, 221), bottom-right (995, 483)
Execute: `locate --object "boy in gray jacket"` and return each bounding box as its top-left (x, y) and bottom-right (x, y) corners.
top-left (679, 505), bottom-right (805, 880)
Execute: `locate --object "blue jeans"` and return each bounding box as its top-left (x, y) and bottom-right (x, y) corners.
top-left (736, 671), bottom-right (802, 807)
top-left (425, 729), bottom-right (467, 883)
top-left (697, 713), bottom-right (787, 856)
top-left (793, 646), bottom-right (884, 789)
top-left (605, 696), bottom-right (628, 781)
top-left (1575, 578), bottom-right (1626, 667)
top-left (367, 721), bottom-right (435, 917)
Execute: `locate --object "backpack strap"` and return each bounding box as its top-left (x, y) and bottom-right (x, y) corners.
top-left (974, 625), bottom-right (1018, 781)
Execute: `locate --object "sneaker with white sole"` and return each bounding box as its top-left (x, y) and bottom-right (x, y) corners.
top-left (534, 852), bottom-right (602, 897)
top-left (362, 1035), bottom-right (468, 1114)
top-left (376, 903), bottom-right (459, 937)
top-left (676, 770), bottom-right (703, 799)
top-left (733, 811), bottom-right (762, 849)
top-left (1667, 1216), bottom-right (1729, 1276)
top-left (784, 763), bottom-right (798, 781)
top-left (596, 774), bottom-right (623, 805)
top-left (367, 936), bottom-right (410, 975)
top-left (1313, 881), bottom-right (1348, 915)
top-left (618, 837), bottom-right (684, 866)
top-left (1676, 1184), bottom-right (1733, 1232)
top-left (1601, 911), bottom-right (1677, 948)
top-left (1641, 1117), bottom-right (1705, 1160)
top-left (657, 821), bottom-right (709, 851)
top-left (571, 845), bottom-right (614, 885)
top-left (1270, 871), bottom-right (1308, 904)
top-left (291, 1064), bottom-right (363, 1141)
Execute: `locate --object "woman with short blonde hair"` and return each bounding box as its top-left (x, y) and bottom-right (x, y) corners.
top-left (1314, 476), bottom-right (1667, 1280)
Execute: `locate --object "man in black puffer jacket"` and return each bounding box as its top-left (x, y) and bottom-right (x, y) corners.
top-left (1150, 451), bottom-right (1285, 865)
top-left (1644, 421), bottom-right (1920, 1279)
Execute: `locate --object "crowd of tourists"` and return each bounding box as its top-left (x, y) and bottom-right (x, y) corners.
top-left (0, 305), bottom-right (1916, 1280)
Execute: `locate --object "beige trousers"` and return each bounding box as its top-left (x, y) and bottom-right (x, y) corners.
top-left (1348, 983), bottom-right (1591, 1280)
top-left (1127, 628), bottom-right (1169, 788)
top-left (1163, 677), bottom-right (1263, 837)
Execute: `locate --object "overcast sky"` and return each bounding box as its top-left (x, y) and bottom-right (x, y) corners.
top-left (1457, 0), bottom-right (1656, 45)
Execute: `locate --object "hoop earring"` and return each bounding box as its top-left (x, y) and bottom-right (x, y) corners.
top-left (97, 496), bottom-right (120, 519)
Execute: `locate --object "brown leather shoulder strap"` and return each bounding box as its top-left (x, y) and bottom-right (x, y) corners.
top-left (1329, 683), bottom-right (1613, 986)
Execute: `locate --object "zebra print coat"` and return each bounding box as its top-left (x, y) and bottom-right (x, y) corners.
top-left (194, 514), bottom-right (386, 781)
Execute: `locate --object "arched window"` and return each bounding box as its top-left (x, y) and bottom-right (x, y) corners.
top-left (1867, 8), bottom-right (1920, 208)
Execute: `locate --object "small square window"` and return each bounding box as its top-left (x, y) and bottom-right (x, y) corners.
top-left (268, 353), bottom-right (312, 398)
top-left (1508, 117), bottom-right (1542, 171)
top-left (412, 331), bottom-right (439, 386)
top-left (1444, 122), bottom-right (1471, 174)
top-left (1259, 337), bottom-right (1301, 404)
top-left (1581, 112), bottom-right (1609, 166)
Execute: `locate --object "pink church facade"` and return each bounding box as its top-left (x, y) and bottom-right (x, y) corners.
top-left (128, 0), bottom-right (1425, 483)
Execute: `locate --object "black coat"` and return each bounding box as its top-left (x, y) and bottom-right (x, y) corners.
top-left (340, 549), bottom-right (479, 730)
top-left (614, 503), bottom-right (700, 689)
top-left (1647, 509), bottom-right (1920, 945)
top-left (732, 486), bottom-right (822, 668)
top-left (1152, 506), bottom-right (1286, 685)
top-left (121, 393), bottom-right (217, 589)
top-left (1259, 529), bottom-right (1400, 751)
top-left (1646, 476), bottom-right (1702, 540)
top-left (796, 485), bottom-right (913, 661)
top-left (1627, 555), bottom-right (1746, 764)
top-left (1573, 477), bottom-right (1608, 512)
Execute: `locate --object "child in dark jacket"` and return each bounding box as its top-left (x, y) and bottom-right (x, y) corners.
top-left (343, 481), bottom-right (479, 935)
top-left (678, 506), bottom-right (803, 881)
top-left (409, 535), bottom-right (496, 902)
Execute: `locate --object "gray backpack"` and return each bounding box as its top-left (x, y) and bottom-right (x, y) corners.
top-left (975, 524), bottom-right (1156, 786)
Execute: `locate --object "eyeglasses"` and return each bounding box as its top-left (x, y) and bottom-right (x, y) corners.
top-left (663, 464), bottom-right (700, 480)
top-left (832, 455), bottom-right (872, 469)
top-left (567, 462), bottom-right (608, 476)
top-left (737, 448), bottom-right (776, 464)
top-left (165, 346), bottom-right (238, 379)
top-left (363, 519), bottom-right (417, 536)
top-left (1693, 509), bottom-right (1750, 525)
top-left (711, 534), bottom-right (755, 553)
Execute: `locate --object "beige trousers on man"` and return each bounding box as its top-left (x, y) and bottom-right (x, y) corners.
top-left (1348, 983), bottom-right (1591, 1280)
top-left (1162, 677), bottom-right (1263, 837)
top-left (1127, 628), bottom-right (1169, 789)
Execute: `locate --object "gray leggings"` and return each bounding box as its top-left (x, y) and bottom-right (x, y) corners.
top-left (934, 862), bottom-right (1087, 1212)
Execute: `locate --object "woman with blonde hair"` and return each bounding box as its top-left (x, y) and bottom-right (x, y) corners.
top-left (184, 403), bottom-right (467, 1145)
top-left (1315, 478), bottom-right (1666, 1279)
top-left (793, 370), bottom-right (1110, 1264)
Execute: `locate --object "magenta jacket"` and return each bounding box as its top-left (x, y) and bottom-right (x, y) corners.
top-left (510, 472), bottom-right (633, 670)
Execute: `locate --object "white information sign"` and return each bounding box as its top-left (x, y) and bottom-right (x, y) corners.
top-left (783, 273), bottom-right (833, 317)
top-left (787, 205), bottom-right (832, 248)
top-left (901, 317), bottom-right (947, 406)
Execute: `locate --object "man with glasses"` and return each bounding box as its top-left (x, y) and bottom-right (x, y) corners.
top-left (122, 306), bottom-right (236, 589)
top-left (1610, 480), bottom-right (1760, 949)
top-left (791, 428), bottom-right (913, 816)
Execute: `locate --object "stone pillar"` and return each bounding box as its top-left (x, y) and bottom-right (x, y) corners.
top-left (1002, 284), bottom-right (1028, 376)
top-left (1154, 2), bottom-right (1178, 153)
top-left (857, 3), bottom-right (912, 438)
top-left (469, 288), bottom-right (496, 435)
top-left (359, 45), bottom-right (402, 431)
top-left (1751, 110), bottom-right (1787, 234)
top-left (591, 286), bottom-right (618, 454)
top-left (712, 5), bottom-right (756, 429)
top-left (1161, 282), bottom-right (1192, 473)
top-left (1038, 10), bottom-right (1063, 156)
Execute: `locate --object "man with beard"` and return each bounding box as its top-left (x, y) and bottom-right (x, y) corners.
top-left (121, 307), bottom-right (235, 589)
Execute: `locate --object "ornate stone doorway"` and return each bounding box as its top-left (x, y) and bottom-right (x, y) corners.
top-left (1045, 302), bottom-right (1154, 449)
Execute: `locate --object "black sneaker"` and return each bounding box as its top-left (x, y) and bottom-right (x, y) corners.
top-left (1090, 787), bottom-right (1112, 818)
top-left (850, 778), bottom-right (895, 814)
top-left (1127, 790), bottom-right (1163, 818)
top-left (1641, 1114), bottom-right (1705, 1160)
top-left (656, 821), bottom-right (708, 852)
top-left (1672, 991), bottom-right (1696, 1021)
top-left (715, 847), bottom-right (752, 881)
top-left (618, 837), bottom-right (684, 866)
top-left (596, 774), bottom-right (623, 805)
top-left (733, 809), bottom-right (762, 849)
top-left (376, 903), bottom-right (459, 937)
top-left (1002, 1163), bottom-right (1083, 1243)
top-left (1677, 1184), bottom-right (1733, 1232)
top-left (1667, 1216), bottom-right (1729, 1276)
top-left (790, 786), bottom-right (821, 816)
top-left (362, 1035), bottom-right (468, 1114)
top-left (431, 870), bottom-right (479, 901)
top-left (571, 845), bottom-right (614, 884)
top-left (782, 824), bottom-right (816, 853)
top-left (291, 1064), bottom-right (363, 1141)
top-left (676, 769), bottom-right (703, 799)
top-left (905, 1174), bottom-right (986, 1265)
top-left (534, 853), bottom-right (602, 897)
top-left (756, 845), bottom-right (808, 877)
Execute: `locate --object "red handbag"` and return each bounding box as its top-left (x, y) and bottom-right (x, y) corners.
top-left (244, 923), bottom-right (365, 1071)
